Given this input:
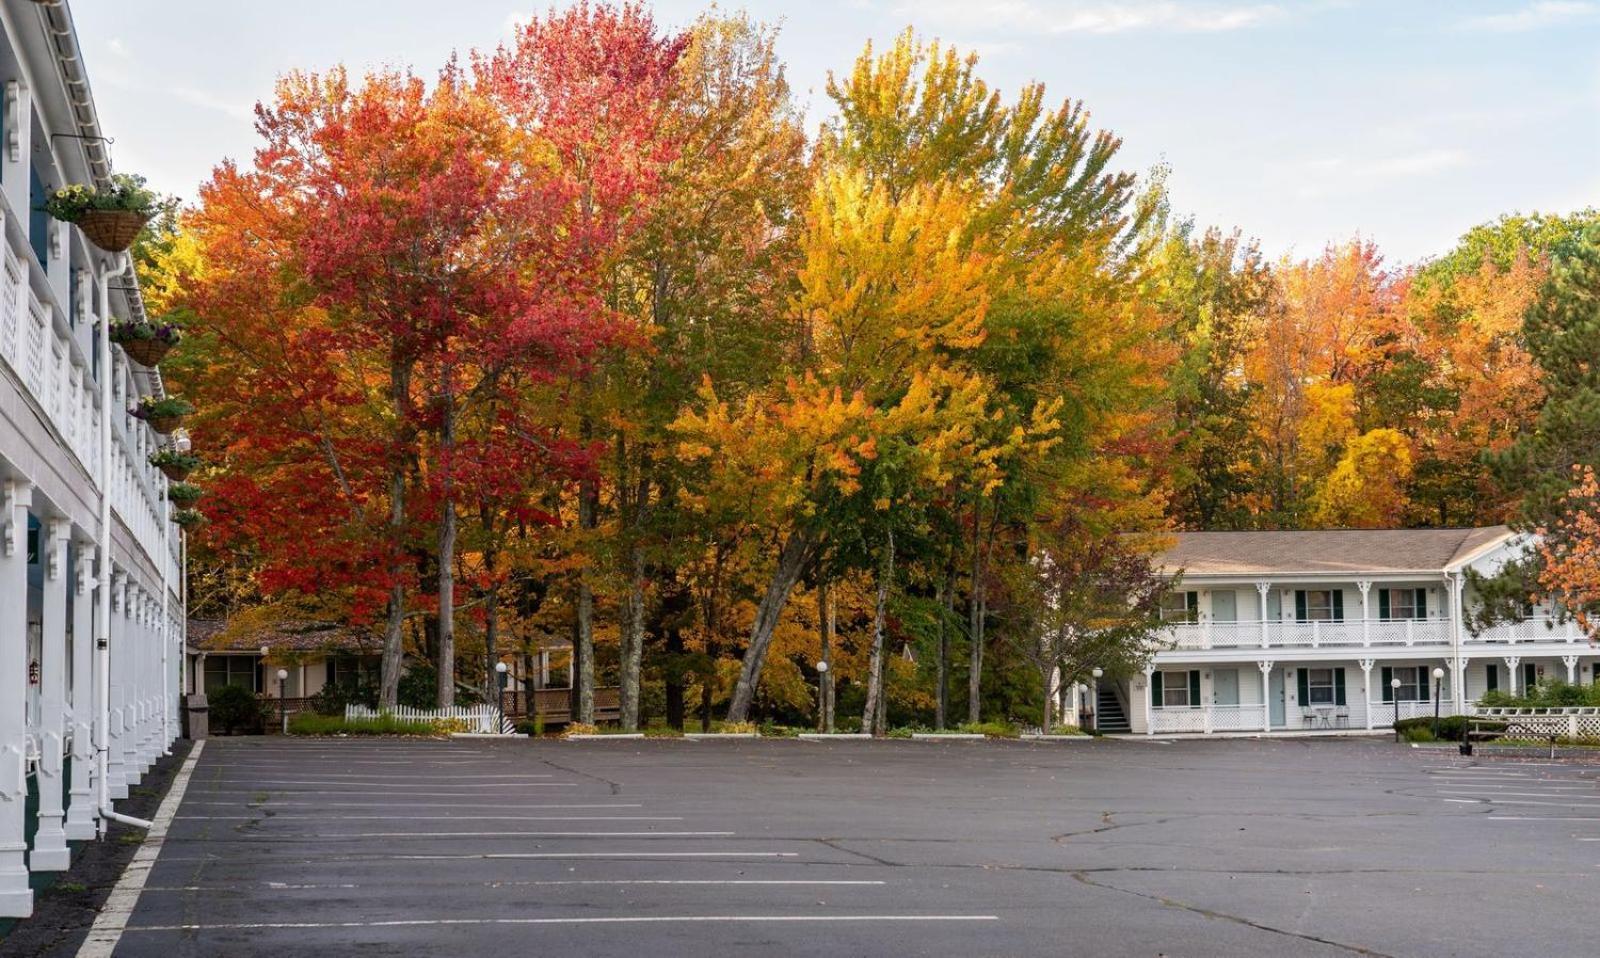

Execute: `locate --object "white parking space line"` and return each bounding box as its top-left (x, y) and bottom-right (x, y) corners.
top-left (180, 802), bottom-right (644, 810)
top-left (75, 741), bottom-right (205, 958)
top-left (152, 851), bottom-right (806, 863)
top-left (195, 779), bottom-right (568, 788)
top-left (141, 879), bottom-right (891, 892)
top-left (1489, 816), bottom-right (1600, 821)
top-left (264, 830), bottom-right (738, 838)
top-left (1438, 789), bottom-right (1597, 798)
top-left (176, 816), bottom-right (686, 822)
top-left (124, 915), bottom-right (1000, 932)
top-left (183, 789), bottom-right (581, 797)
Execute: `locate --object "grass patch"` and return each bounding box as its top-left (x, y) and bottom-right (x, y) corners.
top-left (54, 882), bottom-right (86, 894)
top-left (117, 832), bottom-right (144, 845)
top-left (288, 713), bottom-right (441, 736)
top-left (561, 722), bottom-right (601, 739)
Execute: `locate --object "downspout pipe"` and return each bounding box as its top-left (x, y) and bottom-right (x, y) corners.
top-left (96, 254), bottom-right (151, 831)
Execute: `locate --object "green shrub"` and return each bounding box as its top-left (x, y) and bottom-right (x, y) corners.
top-left (1401, 726), bottom-right (1436, 743)
top-left (1393, 716), bottom-right (1505, 743)
top-left (957, 721), bottom-right (1020, 739)
top-left (209, 684), bottom-right (265, 735)
top-left (288, 713), bottom-right (438, 736)
top-left (514, 715), bottom-right (545, 736)
top-left (757, 723), bottom-right (801, 738)
top-left (308, 678), bottom-right (378, 716)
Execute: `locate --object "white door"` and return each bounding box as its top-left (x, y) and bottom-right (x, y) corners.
top-left (1269, 669), bottom-right (1286, 727)
top-left (1211, 591), bottom-right (1238, 623)
top-left (1213, 668), bottom-right (1240, 706)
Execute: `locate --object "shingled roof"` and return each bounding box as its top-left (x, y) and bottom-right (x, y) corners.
top-left (187, 618), bottom-right (380, 655)
top-left (1158, 526), bottom-right (1516, 577)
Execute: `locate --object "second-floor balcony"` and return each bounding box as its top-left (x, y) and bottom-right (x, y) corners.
top-left (1162, 615), bottom-right (1585, 652)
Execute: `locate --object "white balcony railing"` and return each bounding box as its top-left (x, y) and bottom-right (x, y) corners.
top-left (0, 202), bottom-right (178, 588)
top-left (1163, 616), bottom-right (1581, 653)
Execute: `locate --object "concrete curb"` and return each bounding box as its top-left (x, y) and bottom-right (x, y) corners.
top-left (684, 733), bottom-right (760, 739)
top-left (563, 733), bottom-right (645, 741)
top-left (1020, 734), bottom-right (1093, 742)
top-left (448, 732), bottom-right (518, 739)
top-left (796, 733), bottom-right (873, 741)
top-left (910, 733), bottom-right (986, 740)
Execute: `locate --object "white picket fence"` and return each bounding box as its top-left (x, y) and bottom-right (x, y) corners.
top-left (345, 704), bottom-right (513, 735)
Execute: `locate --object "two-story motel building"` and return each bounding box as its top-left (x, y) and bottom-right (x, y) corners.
top-left (1095, 527), bottom-right (1582, 736)
top-left (0, 0), bottom-right (184, 917)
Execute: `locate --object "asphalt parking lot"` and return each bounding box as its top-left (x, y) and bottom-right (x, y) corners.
top-left (83, 736), bottom-right (1600, 957)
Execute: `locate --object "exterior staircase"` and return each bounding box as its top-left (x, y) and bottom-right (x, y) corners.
top-left (1096, 683), bottom-right (1131, 733)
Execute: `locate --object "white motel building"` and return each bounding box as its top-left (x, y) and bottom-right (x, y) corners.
top-left (0, 0), bottom-right (185, 918)
top-left (1090, 527), bottom-right (1581, 736)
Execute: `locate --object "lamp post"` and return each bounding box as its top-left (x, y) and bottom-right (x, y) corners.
top-left (1432, 666), bottom-right (1445, 741)
top-left (276, 668), bottom-right (289, 734)
top-left (815, 661), bottom-right (831, 733)
top-left (1391, 676), bottom-right (1403, 743)
top-left (1090, 667), bottom-right (1104, 734)
top-left (495, 661), bottom-right (509, 732)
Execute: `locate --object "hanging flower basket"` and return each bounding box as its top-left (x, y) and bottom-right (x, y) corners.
top-left (171, 508), bottom-right (206, 529)
top-left (167, 482), bottom-right (204, 507)
top-left (76, 209), bottom-right (151, 254)
top-left (130, 396), bottom-right (194, 436)
top-left (150, 450), bottom-right (200, 483)
top-left (41, 174), bottom-right (163, 254)
top-left (110, 318), bottom-right (183, 368)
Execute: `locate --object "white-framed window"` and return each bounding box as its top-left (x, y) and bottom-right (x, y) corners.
top-left (1305, 668), bottom-right (1336, 705)
top-left (1381, 665), bottom-right (1431, 703)
top-left (1160, 591), bottom-right (1199, 624)
top-left (204, 654), bottom-right (259, 693)
top-left (1381, 588), bottom-right (1427, 621)
top-left (1298, 589), bottom-right (1342, 622)
top-left (1152, 669), bottom-right (1200, 709)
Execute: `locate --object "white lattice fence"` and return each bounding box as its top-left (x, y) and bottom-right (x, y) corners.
top-left (346, 704), bottom-right (512, 735)
top-left (1473, 707), bottom-right (1600, 740)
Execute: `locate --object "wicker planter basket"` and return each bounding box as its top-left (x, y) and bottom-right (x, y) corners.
top-left (144, 414), bottom-right (184, 435)
top-left (156, 463), bottom-right (193, 483)
top-left (119, 337), bottom-right (172, 368)
top-left (76, 209), bottom-right (150, 253)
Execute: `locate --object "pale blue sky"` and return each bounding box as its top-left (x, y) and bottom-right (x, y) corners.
top-left (71, 0), bottom-right (1598, 263)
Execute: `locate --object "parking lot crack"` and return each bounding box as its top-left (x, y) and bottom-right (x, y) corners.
top-left (1070, 870), bottom-right (1398, 957)
top-left (533, 757), bottom-right (626, 794)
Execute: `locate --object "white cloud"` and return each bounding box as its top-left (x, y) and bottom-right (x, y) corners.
top-left (892, 0), bottom-right (1283, 35)
top-left (1293, 148), bottom-right (1470, 199)
top-left (1459, 1), bottom-right (1596, 31)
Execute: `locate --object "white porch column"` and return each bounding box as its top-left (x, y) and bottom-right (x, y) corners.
top-left (1564, 654), bottom-right (1579, 685)
top-left (0, 481), bottom-right (34, 916)
top-left (31, 519), bottom-right (72, 870)
top-left (1503, 655), bottom-right (1521, 697)
top-left (1256, 583), bottom-right (1271, 649)
top-left (106, 570), bottom-right (129, 800)
top-left (1356, 580), bottom-right (1372, 647)
top-left (1142, 665), bottom-right (1155, 736)
top-left (1257, 660), bottom-right (1274, 731)
top-left (64, 538), bottom-right (97, 840)
top-left (1449, 573), bottom-right (1467, 714)
top-left (136, 591), bottom-right (157, 769)
top-left (1359, 658), bottom-right (1375, 730)
top-left (124, 583), bottom-right (146, 784)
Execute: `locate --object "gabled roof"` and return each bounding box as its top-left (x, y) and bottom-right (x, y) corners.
top-left (1158, 526), bottom-right (1515, 577)
top-left (187, 618), bottom-right (379, 655)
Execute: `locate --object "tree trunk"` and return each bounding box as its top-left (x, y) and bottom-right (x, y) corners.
top-left (484, 578), bottom-right (499, 707)
top-left (817, 580), bottom-right (833, 732)
top-left (573, 414), bottom-right (599, 724)
top-left (725, 529), bottom-right (816, 723)
top-left (436, 386), bottom-right (457, 709)
top-left (862, 528), bottom-right (895, 736)
top-left (619, 542), bottom-right (645, 731)
top-left (967, 502), bottom-right (986, 726)
top-left (379, 359), bottom-right (412, 709)
top-left (935, 558), bottom-right (953, 731)
top-left (1041, 668), bottom-right (1053, 736)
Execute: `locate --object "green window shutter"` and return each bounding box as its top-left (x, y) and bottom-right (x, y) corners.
top-left (1296, 668), bottom-right (1308, 704)
top-left (1416, 589), bottom-right (1427, 619)
top-left (1295, 590), bottom-right (1307, 622)
top-left (1332, 590), bottom-right (1344, 622)
top-left (1419, 668), bottom-right (1429, 701)
top-left (1187, 592), bottom-right (1199, 614)
top-left (1524, 663), bottom-right (1536, 692)
top-left (1381, 666), bottom-right (1393, 702)
top-left (1486, 664), bottom-right (1497, 691)
top-left (1379, 590), bottom-right (1390, 620)
top-left (1151, 671), bottom-right (1163, 708)
top-left (1188, 670), bottom-right (1201, 707)
top-left (1335, 669), bottom-right (1347, 706)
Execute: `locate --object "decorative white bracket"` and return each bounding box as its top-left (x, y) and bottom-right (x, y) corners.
top-left (5, 82), bottom-right (19, 163)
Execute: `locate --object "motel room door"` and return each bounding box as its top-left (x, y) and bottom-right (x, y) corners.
top-left (1213, 668), bottom-right (1239, 706)
top-left (1269, 668), bottom-right (1285, 728)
